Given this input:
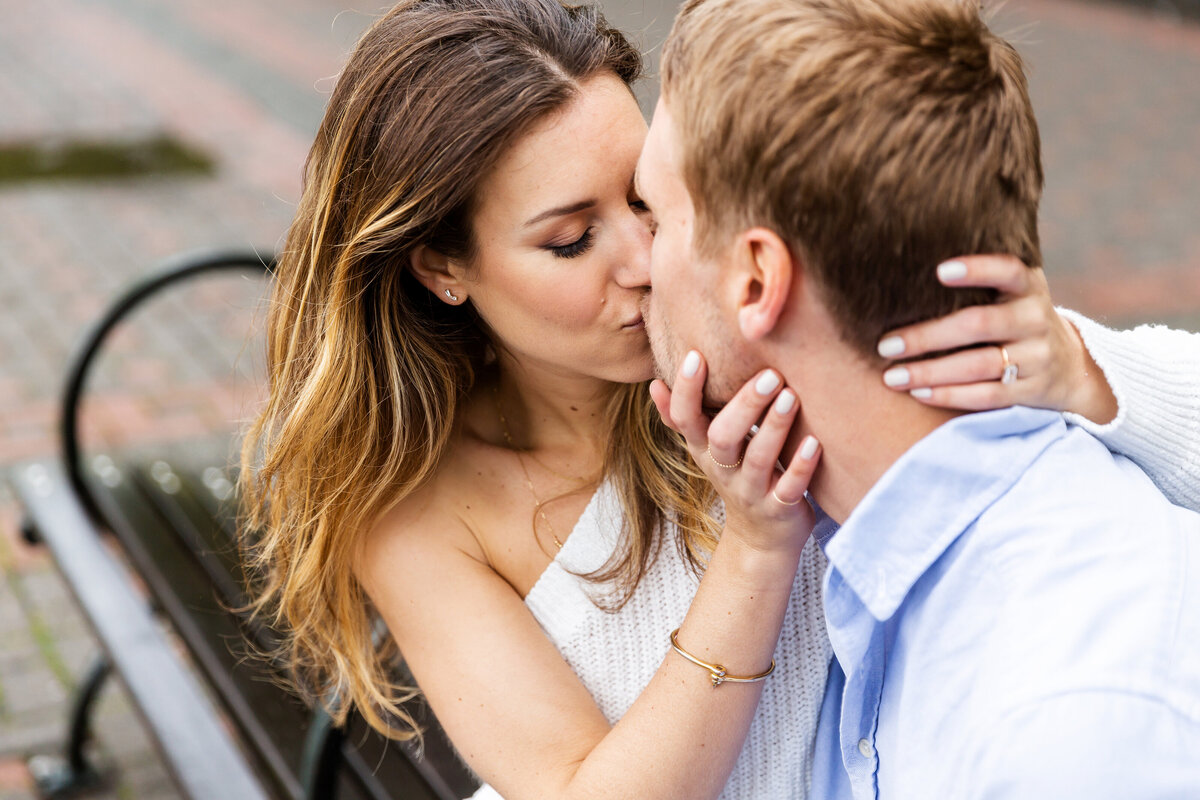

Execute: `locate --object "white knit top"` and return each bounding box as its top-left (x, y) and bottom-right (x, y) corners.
top-left (471, 483), bottom-right (830, 800)
top-left (469, 314), bottom-right (1200, 800)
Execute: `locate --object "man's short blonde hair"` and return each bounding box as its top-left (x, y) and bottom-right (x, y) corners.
top-left (661, 0), bottom-right (1043, 355)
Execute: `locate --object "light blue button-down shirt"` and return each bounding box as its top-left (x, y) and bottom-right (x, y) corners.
top-left (809, 407), bottom-right (1200, 799)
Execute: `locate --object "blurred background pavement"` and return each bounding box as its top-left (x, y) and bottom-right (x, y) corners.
top-left (0, 0), bottom-right (1197, 797)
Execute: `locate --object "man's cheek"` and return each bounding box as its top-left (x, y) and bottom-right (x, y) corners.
top-left (652, 253), bottom-right (682, 296)
top-left (647, 246), bottom-right (668, 289)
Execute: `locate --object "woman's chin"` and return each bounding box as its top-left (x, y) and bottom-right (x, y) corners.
top-left (615, 356), bottom-right (657, 385)
top-left (579, 348), bottom-right (655, 385)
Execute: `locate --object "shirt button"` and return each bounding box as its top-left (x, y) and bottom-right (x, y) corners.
top-left (858, 738), bottom-right (875, 759)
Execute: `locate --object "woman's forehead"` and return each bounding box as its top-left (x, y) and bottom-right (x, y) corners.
top-left (475, 75), bottom-right (647, 224)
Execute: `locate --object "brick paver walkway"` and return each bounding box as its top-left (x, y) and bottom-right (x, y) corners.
top-left (1009, 0), bottom-right (1200, 329)
top-left (0, 1), bottom-right (374, 797)
top-left (0, 0), bottom-right (1197, 797)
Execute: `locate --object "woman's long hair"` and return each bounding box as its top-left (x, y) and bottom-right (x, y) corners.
top-left (240, 0), bottom-right (718, 741)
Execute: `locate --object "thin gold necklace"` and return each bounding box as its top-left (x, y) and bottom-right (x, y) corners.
top-left (496, 406), bottom-right (591, 484)
top-left (493, 388), bottom-right (568, 551)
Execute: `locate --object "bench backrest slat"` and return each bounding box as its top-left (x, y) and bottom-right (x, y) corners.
top-left (13, 462), bottom-right (272, 800)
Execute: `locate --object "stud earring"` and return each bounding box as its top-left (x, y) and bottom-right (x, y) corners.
top-left (444, 289), bottom-right (459, 302)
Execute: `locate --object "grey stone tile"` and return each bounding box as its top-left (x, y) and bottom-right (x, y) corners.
top-left (0, 718), bottom-right (61, 758)
top-left (0, 672), bottom-right (66, 717)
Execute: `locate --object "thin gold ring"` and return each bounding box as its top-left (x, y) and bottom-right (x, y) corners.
top-left (706, 444), bottom-right (742, 469)
top-left (772, 489), bottom-right (803, 506)
top-left (999, 345), bottom-right (1019, 385)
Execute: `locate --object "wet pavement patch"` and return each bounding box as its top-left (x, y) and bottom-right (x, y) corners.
top-left (0, 135), bottom-right (214, 185)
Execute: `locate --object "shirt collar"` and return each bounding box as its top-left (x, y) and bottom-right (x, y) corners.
top-left (822, 406), bottom-right (1067, 621)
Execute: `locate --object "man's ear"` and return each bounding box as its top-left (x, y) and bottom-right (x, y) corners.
top-left (409, 244), bottom-right (467, 304)
top-left (734, 227), bottom-right (794, 341)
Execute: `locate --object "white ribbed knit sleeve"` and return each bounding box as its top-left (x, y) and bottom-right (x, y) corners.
top-left (1058, 308), bottom-right (1200, 511)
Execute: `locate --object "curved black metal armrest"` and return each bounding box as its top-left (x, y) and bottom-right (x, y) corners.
top-left (59, 249), bottom-right (275, 526)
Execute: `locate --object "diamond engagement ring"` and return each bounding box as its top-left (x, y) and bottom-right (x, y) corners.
top-left (999, 345), bottom-right (1019, 385)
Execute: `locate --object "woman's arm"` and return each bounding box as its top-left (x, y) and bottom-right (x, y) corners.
top-left (874, 255), bottom-right (1200, 511)
top-left (1055, 309), bottom-right (1200, 511)
top-left (359, 359), bottom-right (818, 800)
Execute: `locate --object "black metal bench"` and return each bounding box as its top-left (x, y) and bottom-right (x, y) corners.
top-left (12, 251), bottom-right (480, 800)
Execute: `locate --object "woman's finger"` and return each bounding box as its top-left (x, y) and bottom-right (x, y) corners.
top-left (882, 340), bottom-right (1049, 392)
top-left (876, 296), bottom-right (1043, 360)
top-left (705, 369), bottom-right (783, 469)
top-left (649, 379), bottom-right (679, 433)
top-left (933, 255), bottom-right (1038, 295)
top-left (907, 381), bottom-right (1022, 412)
top-left (666, 350), bottom-right (712, 447)
top-left (882, 346), bottom-right (1001, 390)
top-left (740, 388), bottom-right (799, 494)
top-left (877, 260), bottom-right (1048, 360)
top-left (771, 434), bottom-right (821, 505)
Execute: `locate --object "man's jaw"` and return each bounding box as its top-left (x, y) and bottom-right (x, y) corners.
top-left (642, 294), bottom-right (678, 386)
top-left (643, 293), bottom-right (742, 414)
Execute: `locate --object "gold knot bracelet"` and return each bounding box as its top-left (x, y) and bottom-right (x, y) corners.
top-left (669, 628), bottom-right (776, 687)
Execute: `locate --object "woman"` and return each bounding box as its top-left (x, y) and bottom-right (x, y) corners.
top-left (240, 1), bottom-right (1200, 798)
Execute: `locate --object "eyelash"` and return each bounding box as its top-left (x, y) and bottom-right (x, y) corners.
top-left (546, 199), bottom-right (649, 258)
top-left (549, 227), bottom-right (595, 259)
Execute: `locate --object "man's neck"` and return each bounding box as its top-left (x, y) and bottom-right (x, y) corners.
top-left (778, 348), bottom-right (963, 525)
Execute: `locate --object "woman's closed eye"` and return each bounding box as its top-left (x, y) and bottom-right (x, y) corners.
top-left (547, 227), bottom-right (596, 259)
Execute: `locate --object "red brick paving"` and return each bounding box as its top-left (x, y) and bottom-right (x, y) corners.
top-left (994, 0), bottom-right (1200, 324)
top-left (0, 756), bottom-right (34, 791)
top-left (1024, 0), bottom-right (1200, 55)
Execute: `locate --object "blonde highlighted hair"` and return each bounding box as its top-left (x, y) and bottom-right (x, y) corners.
top-left (240, 0), bottom-right (716, 741)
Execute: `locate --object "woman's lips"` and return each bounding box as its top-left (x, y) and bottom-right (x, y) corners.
top-left (622, 314), bottom-right (645, 330)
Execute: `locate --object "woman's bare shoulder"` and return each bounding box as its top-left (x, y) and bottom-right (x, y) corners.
top-left (358, 431), bottom-right (517, 581)
top-left (358, 408), bottom-right (562, 599)
top-left (365, 460), bottom-right (476, 564)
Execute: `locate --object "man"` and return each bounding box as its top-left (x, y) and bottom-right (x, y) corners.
top-left (638, 0), bottom-right (1200, 796)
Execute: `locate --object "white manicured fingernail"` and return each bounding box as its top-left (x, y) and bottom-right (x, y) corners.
top-left (910, 387), bottom-right (933, 399)
top-left (799, 435), bottom-right (819, 460)
top-left (883, 366), bottom-right (910, 387)
top-left (774, 390), bottom-right (795, 414)
top-left (682, 350), bottom-right (700, 378)
top-left (937, 260), bottom-right (968, 282)
top-left (877, 336), bottom-right (906, 358)
top-left (755, 370), bottom-right (780, 395)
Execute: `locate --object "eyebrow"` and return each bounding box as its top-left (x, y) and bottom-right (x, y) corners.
top-left (523, 199), bottom-right (596, 227)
